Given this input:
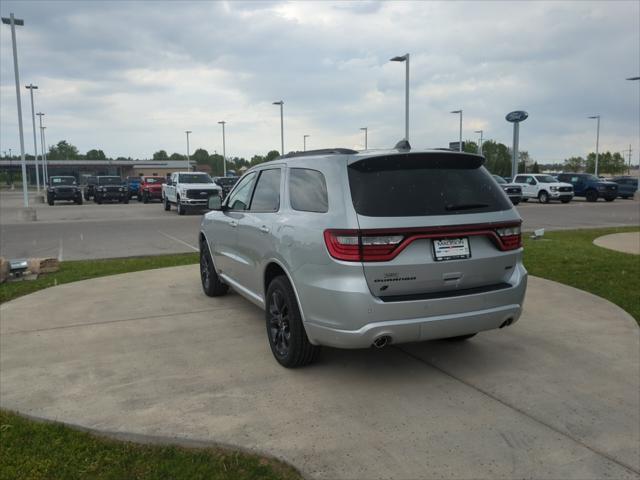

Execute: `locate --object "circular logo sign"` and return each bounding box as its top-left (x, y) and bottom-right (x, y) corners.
top-left (506, 110), bottom-right (528, 123)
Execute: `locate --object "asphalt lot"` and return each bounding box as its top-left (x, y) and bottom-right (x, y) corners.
top-left (0, 190), bottom-right (638, 261)
top-left (1, 266), bottom-right (638, 479)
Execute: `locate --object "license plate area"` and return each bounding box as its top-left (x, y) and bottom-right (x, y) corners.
top-left (432, 237), bottom-right (471, 262)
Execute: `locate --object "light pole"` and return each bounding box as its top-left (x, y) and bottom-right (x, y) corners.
top-left (474, 130), bottom-right (483, 155)
top-left (218, 121), bottom-right (226, 177)
top-left (41, 126), bottom-right (48, 181)
top-left (450, 110), bottom-right (463, 151)
top-left (25, 84), bottom-right (40, 192)
top-left (390, 54), bottom-right (410, 141)
top-left (36, 112), bottom-right (47, 183)
top-left (588, 115), bottom-right (601, 177)
top-left (185, 130), bottom-right (192, 172)
top-left (360, 127), bottom-right (368, 150)
top-left (273, 101), bottom-right (284, 155)
top-left (2, 13), bottom-right (29, 207)
top-left (303, 134), bottom-right (309, 152)
top-left (505, 111), bottom-right (529, 179)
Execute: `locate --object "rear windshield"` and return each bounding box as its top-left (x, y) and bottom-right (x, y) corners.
top-left (98, 177), bottom-right (122, 185)
top-left (348, 153), bottom-right (511, 217)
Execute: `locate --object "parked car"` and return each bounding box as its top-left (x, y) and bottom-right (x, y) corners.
top-left (512, 174), bottom-right (573, 203)
top-left (163, 172), bottom-right (221, 215)
top-left (47, 176), bottom-right (83, 205)
top-left (213, 176), bottom-right (239, 198)
top-left (492, 175), bottom-right (522, 205)
top-left (610, 176), bottom-right (638, 199)
top-left (94, 176), bottom-right (128, 204)
top-left (199, 147), bottom-right (527, 367)
top-left (137, 176), bottom-right (166, 203)
top-left (83, 176), bottom-right (98, 201)
top-left (125, 176), bottom-right (142, 200)
top-left (556, 173), bottom-right (618, 202)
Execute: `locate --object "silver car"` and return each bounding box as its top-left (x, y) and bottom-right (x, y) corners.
top-left (199, 146), bottom-right (527, 367)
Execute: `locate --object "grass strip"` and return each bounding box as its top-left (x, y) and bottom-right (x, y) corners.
top-left (0, 253), bottom-right (198, 304)
top-left (523, 226), bottom-right (639, 322)
top-left (0, 410), bottom-right (300, 480)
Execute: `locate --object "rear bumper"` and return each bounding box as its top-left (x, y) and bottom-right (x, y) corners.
top-left (298, 263), bottom-right (528, 348)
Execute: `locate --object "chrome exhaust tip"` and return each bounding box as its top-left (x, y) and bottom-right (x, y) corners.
top-left (373, 335), bottom-right (391, 349)
top-left (499, 318), bottom-right (514, 329)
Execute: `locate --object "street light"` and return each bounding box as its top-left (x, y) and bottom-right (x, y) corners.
top-left (218, 121), bottom-right (226, 177)
top-left (25, 84), bottom-right (40, 192)
top-left (450, 110), bottom-right (463, 151)
top-left (390, 53), bottom-right (410, 141)
top-left (185, 130), bottom-right (192, 172)
top-left (303, 134), bottom-right (309, 152)
top-left (474, 129), bottom-right (483, 155)
top-left (588, 115), bottom-right (601, 177)
top-left (360, 127), bottom-right (368, 150)
top-left (2, 13), bottom-right (29, 207)
top-left (36, 112), bottom-right (47, 183)
top-left (273, 101), bottom-right (284, 155)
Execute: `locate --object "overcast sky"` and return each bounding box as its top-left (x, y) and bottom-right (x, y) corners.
top-left (1, 0), bottom-right (639, 164)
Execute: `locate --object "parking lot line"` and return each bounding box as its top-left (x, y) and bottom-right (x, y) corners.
top-left (157, 230), bottom-right (198, 252)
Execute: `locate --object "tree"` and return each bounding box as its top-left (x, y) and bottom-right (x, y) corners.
top-left (585, 151), bottom-right (626, 175)
top-left (86, 149), bottom-right (107, 160)
top-left (531, 162), bottom-right (541, 173)
top-left (153, 150), bottom-right (169, 160)
top-left (463, 140), bottom-right (478, 154)
top-left (265, 150), bottom-right (280, 162)
top-left (169, 152), bottom-right (186, 161)
top-left (250, 154), bottom-right (265, 166)
top-left (192, 148), bottom-right (209, 164)
top-left (48, 140), bottom-right (80, 160)
top-left (563, 156), bottom-right (585, 172)
top-left (481, 140), bottom-right (511, 177)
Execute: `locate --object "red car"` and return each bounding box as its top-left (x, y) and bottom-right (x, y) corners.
top-left (137, 176), bottom-right (166, 203)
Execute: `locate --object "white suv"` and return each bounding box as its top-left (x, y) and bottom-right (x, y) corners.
top-left (512, 174), bottom-right (573, 203)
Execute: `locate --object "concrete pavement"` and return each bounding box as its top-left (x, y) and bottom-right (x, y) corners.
top-left (1, 265), bottom-right (638, 479)
top-left (594, 231), bottom-right (640, 255)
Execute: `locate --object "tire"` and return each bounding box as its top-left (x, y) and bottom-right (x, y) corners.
top-left (96, 195), bottom-right (102, 205)
top-left (561, 198), bottom-right (571, 203)
top-left (48, 198), bottom-right (54, 206)
top-left (164, 197), bottom-right (171, 211)
top-left (200, 241), bottom-right (228, 297)
top-left (621, 195), bottom-right (629, 200)
top-left (538, 191), bottom-right (549, 204)
top-left (511, 199), bottom-right (520, 206)
top-left (266, 275), bottom-right (320, 368)
top-left (586, 190), bottom-right (598, 202)
top-left (521, 197), bottom-right (528, 202)
top-left (123, 197), bottom-right (129, 204)
top-left (445, 333), bottom-right (477, 341)
top-left (84, 192), bottom-right (90, 201)
top-left (605, 197), bottom-right (615, 202)
top-left (143, 192), bottom-right (149, 204)
top-left (177, 197), bottom-right (185, 215)
top-left (76, 196), bottom-right (83, 205)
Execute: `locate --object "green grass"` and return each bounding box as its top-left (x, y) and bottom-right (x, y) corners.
top-left (523, 226), bottom-right (640, 322)
top-left (0, 253), bottom-right (198, 304)
top-left (0, 410), bottom-right (300, 480)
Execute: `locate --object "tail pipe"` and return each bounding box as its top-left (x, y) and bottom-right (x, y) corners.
top-left (372, 335), bottom-right (392, 349)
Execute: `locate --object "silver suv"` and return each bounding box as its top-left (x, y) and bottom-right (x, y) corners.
top-left (199, 146), bottom-right (527, 367)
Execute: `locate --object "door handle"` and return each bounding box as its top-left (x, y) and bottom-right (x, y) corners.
top-left (259, 225), bottom-right (270, 233)
top-left (228, 220), bottom-right (238, 228)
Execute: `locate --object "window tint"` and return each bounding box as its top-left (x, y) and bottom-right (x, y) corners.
top-left (289, 168), bottom-right (328, 213)
top-left (250, 169), bottom-right (281, 212)
top-left (514, 176), bottom-right (527, 183)
top-left (227, 172), bottom-right (257, 210)
top-left (347, 154), bottom-right (511, 217)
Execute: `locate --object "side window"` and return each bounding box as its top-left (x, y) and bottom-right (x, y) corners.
top-left (528, 177), bottom-right (537, 185)
top-left (250, 169), bottom-right (281, 212)
top-left (226, 172), bottom-right (257, 211)
top-left (514, 176), bottom-right (526, 183)
top-left (570, 176), bottom-right (579, 183)
top-left (289, 168), bottom-right (328, 213)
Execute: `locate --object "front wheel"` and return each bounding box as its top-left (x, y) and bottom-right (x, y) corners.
top-left (177, 197), bottom-right (186, 215)
top-left (511, 199), bottom-right (520, 206)
top-left (76, 196), bottom-right (83, 205)
top-left (605, 197), bottom-right (615, 202)
top-left (586, 190), bottom-right (598, 202)
top-left (143, 192), bottom-right (149, 204)
top-left (266, 276), bottom-right (320, 368)
top-left (538, 191), bottom-right (549, 204)
top-left (200, 242), bottom-right (228, 297)
top-left (123, 197), bottom-right (129, 204)
top-left (164, 197), bottom-right (171, 211)
top-left (95, 196), bottom-right (102, 204)
top-left (561, 198), bottom-right (571, 203)
top-left (521, 197), bottom-right (529, 202)
top-left (48, 198), bottom-right (54, 206)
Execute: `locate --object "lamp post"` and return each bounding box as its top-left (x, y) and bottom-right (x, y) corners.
top-left (588, 115), bottom-right (601, 177)
top-left (218, 121), bottom-right (227, 177)
top-left (390, 54), bottom-right (410, 141)
top-left (450, 110), bottom-right (463, 151)
top-left (41, 126), bottom-right (48, 181)
top-left (273, 101), bottom-right (284, 155)
top-left (474, 130), bottom-right (483, 155)
top-left (2, 13), bottom-right (29, 207)
top-left (505, 110), bottom-right (529, 179)
top-left (185, 130), bottom-right (192, 172)
top-left (25, 84), bottom-right (40, 192)
top-left (360, 127), bottom-right (368, 149)
top-left (303, 134), bottom-right (310, 152)
top-left (36, 112), bottom-right (47, 183)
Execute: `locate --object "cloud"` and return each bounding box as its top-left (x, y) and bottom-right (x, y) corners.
top-left (1, 0), bottom-right (638, 163)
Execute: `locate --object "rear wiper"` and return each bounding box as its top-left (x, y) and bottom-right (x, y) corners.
top-left (445, 203), bottom-right (489, 211)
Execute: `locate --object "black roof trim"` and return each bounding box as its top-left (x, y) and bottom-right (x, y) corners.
top-left (279, 148), bottom-right (358, 159)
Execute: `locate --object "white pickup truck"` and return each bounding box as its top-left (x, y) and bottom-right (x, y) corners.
top-left (162, 172), bottom-right (221, 215)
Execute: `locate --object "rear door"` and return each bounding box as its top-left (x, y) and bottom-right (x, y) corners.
top-left (347, 152), bottom-right (520, 299)
top-left (513, 175), bottom-right (532, 197)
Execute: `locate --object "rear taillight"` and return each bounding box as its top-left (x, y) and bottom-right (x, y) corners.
top-left (496, 225), bottom-right (522, 250)
top-left (324, 230), bottom-right (404, 262)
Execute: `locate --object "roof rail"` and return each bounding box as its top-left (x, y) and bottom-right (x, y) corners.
top-left (279, 148), bottom-right (358, 159)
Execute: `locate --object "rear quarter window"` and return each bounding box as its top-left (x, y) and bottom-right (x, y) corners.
top-left (289, 168), bottom-right (328, 213)
top-left (348, 153), bottom-right (511, 217)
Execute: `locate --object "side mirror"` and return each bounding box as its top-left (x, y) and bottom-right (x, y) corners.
top-left (208, 195), bottom-right (224, 210)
